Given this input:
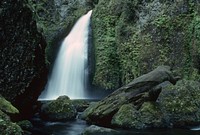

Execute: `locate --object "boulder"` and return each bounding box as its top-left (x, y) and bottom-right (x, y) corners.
top-left (40, 96), bottom-right (77, 121)
top-left (112, 102), bottom-right (165, 129)
top-left (0, 97), bottom-right (23, 135)
top-left (82, 125), bottom-right (120, 135)
top-left (158, 80), bottom-right (200, 128)
top-left (82, 66), bottom-right (179, 125)
top-left (0, 96), bottom-right (19, 114)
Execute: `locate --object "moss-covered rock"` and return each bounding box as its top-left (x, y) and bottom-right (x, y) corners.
top-left (112, 102), bottom-right (165, 129)
top-left (0, 98), bottom-right (23, 135)
top-left (0, 120), bottom-right (23, 135)
top-left (158, 80), bottom-right (200, 127)
top-left (40, 96), bottom-right (77, 121)
top-left (0, 96), bottom-right (19, 114)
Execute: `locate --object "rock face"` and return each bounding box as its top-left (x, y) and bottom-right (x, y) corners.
top-left (0, 0), bottom-right (47, 119)
top-left (40, 96), bottom-right (77, 121)
top-left (92, 0), bottom-right (200, 89)
top-left (82, 66), bottom-right (179, 126)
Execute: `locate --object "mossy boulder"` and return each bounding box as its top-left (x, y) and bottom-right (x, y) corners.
top-left (112, 102), bottom-right (165, 129)
top-left (158, 80), bottom-right (200, 127)
top-left (0, 96), bottom-right (19, 114)
top-left (0, 98), bottom-right (23, 135)
top-left (40, 96), bottom-right (77, 121)
top-left (0, 120), bottom-right (23, 135)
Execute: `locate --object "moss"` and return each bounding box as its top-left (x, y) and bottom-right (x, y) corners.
top-left (92, 0), bottom-right (200, 90)
top-left (0, 120), bottom-right (23, 135)
top-left (112, 102), bottom-right (164, 129)
top-left (40, 96), bottom-right (77, 121)
top-left (159, 80), bottom-right (200, 125)
top-left (0, 97), bottom-right (19, 114)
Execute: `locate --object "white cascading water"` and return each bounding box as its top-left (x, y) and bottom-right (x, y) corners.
top-left (38, 10), bottom-right (92, 100)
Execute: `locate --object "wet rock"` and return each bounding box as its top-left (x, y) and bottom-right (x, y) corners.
top-left (82, 66), bottom-right (179, 126)
top-left (82, 125), bottom-right (120, 135)
top-left (40, 96), bottom-right (77, 121)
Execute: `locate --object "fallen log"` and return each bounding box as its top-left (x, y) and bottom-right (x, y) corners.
top-left (82, 66), bottom-right (180, 125)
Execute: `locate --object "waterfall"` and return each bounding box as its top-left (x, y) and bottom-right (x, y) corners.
top-left (38, 10), bottom-right (92, 100)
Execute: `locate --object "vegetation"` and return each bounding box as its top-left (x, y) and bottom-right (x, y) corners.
top-left (92, 0), bottom-right (200, 90)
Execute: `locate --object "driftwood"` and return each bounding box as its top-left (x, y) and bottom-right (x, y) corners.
top-left (82, 66), bottom-right (180, 125)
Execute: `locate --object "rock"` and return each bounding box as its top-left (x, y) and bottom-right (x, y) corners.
top-left (112, 102), bottom-right (165, 129)
top-left (82, 125), bottom-right (120, 135)
top-left (158, 80), bottom-right (200, 128)
top-left (0, 120), bottom-right (23, 135)
top-left (71, 100), bottom-right (90, 112)
top-left (82, 66), bottom-right (179, 125)
top-left (0, 0), bottom-right (47, 119)
top-left (91, 0), bottom-right (200, 90)
top-left (0, 96), bottom-right (19, 114)
top-left (40, 96), bottom-right (77, 121)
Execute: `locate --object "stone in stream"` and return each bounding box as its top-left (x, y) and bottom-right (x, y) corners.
top-left (82, 125), bottom-right (120, 135)
top-left (40, 96), bottom-right (77, 121)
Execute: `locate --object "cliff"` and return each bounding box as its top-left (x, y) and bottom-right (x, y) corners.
top-left (92, 0), bottom-right (200, 89)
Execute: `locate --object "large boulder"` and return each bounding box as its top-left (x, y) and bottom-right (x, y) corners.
top-left (0, 0), bottom-right (47, 119)
top-left (82, 66), bottom-right (179, 125)
top-left (158, 80), bottom-right (200, 128)
top-left (40, 96), bottom-right (77, 121)
top-left (112, 102), bottom-right (165, 129)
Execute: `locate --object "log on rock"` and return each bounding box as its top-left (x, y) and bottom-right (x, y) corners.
top-left (82, 66), bottom-right (180, 125)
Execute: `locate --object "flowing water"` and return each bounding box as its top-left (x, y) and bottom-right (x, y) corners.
top-left (39, 10), bottom-right (92, 100)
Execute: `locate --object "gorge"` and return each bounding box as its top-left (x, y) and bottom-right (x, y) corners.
top-left (0, 0), bottom-right (200, 135)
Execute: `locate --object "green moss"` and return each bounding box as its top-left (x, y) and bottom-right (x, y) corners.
top-left (92, 0), bottom-right (200, 90)
top-left (160, 80), bottom-right (200, 114)
top-left (0, 120), bottom-right (23, 135)
top-left (0, 97), bottom-right (19, 114)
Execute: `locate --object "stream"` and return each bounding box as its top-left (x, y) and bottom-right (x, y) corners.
top-left (30, 113), bottom-right (200, 135)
